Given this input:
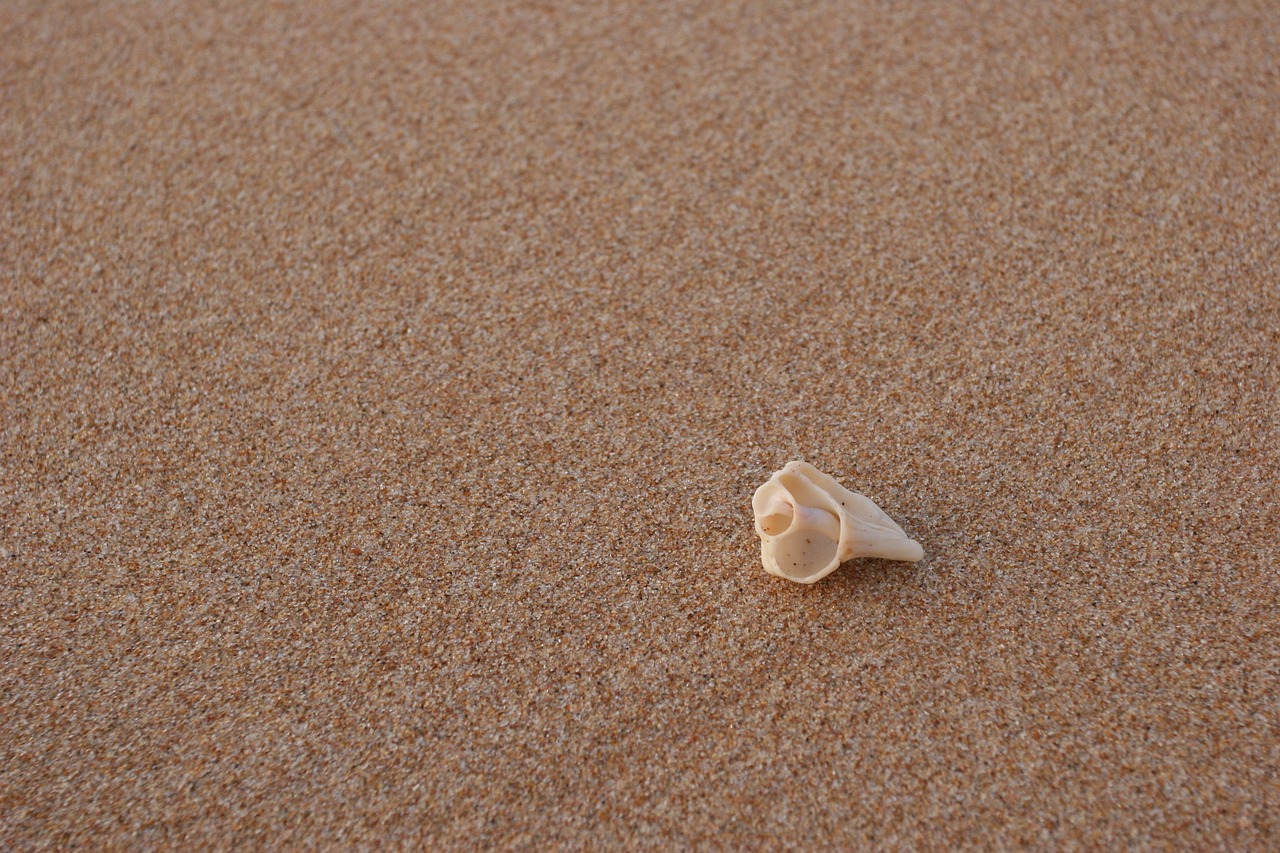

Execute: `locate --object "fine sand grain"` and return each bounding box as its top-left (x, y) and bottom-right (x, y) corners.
top-left (3, 0), bottom-right (1278, 848)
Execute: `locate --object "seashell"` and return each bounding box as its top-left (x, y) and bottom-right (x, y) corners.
top-left (752, 461), bottom-right (924, 583)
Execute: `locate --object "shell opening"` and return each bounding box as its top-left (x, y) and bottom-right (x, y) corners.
top-left (759, 507), bottom-right (794, 536)
top-left (771, 531), bottom-right (840, 582)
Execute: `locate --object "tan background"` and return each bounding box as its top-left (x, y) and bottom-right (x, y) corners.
top-left (3, 0), bottom-right (1278, 848)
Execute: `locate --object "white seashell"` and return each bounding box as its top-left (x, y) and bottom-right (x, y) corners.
top-left (752, 461), bottom-right (924, 583)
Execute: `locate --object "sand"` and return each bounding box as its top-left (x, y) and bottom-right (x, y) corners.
top-left (3, 0), bottom-right (1278, 848)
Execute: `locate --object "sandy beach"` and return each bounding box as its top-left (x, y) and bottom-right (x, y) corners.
top-left (3, 0), bottom-right (1278, 847)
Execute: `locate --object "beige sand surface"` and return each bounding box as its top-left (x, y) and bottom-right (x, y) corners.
top-left (3, 0), bottom-right (1278, 848)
